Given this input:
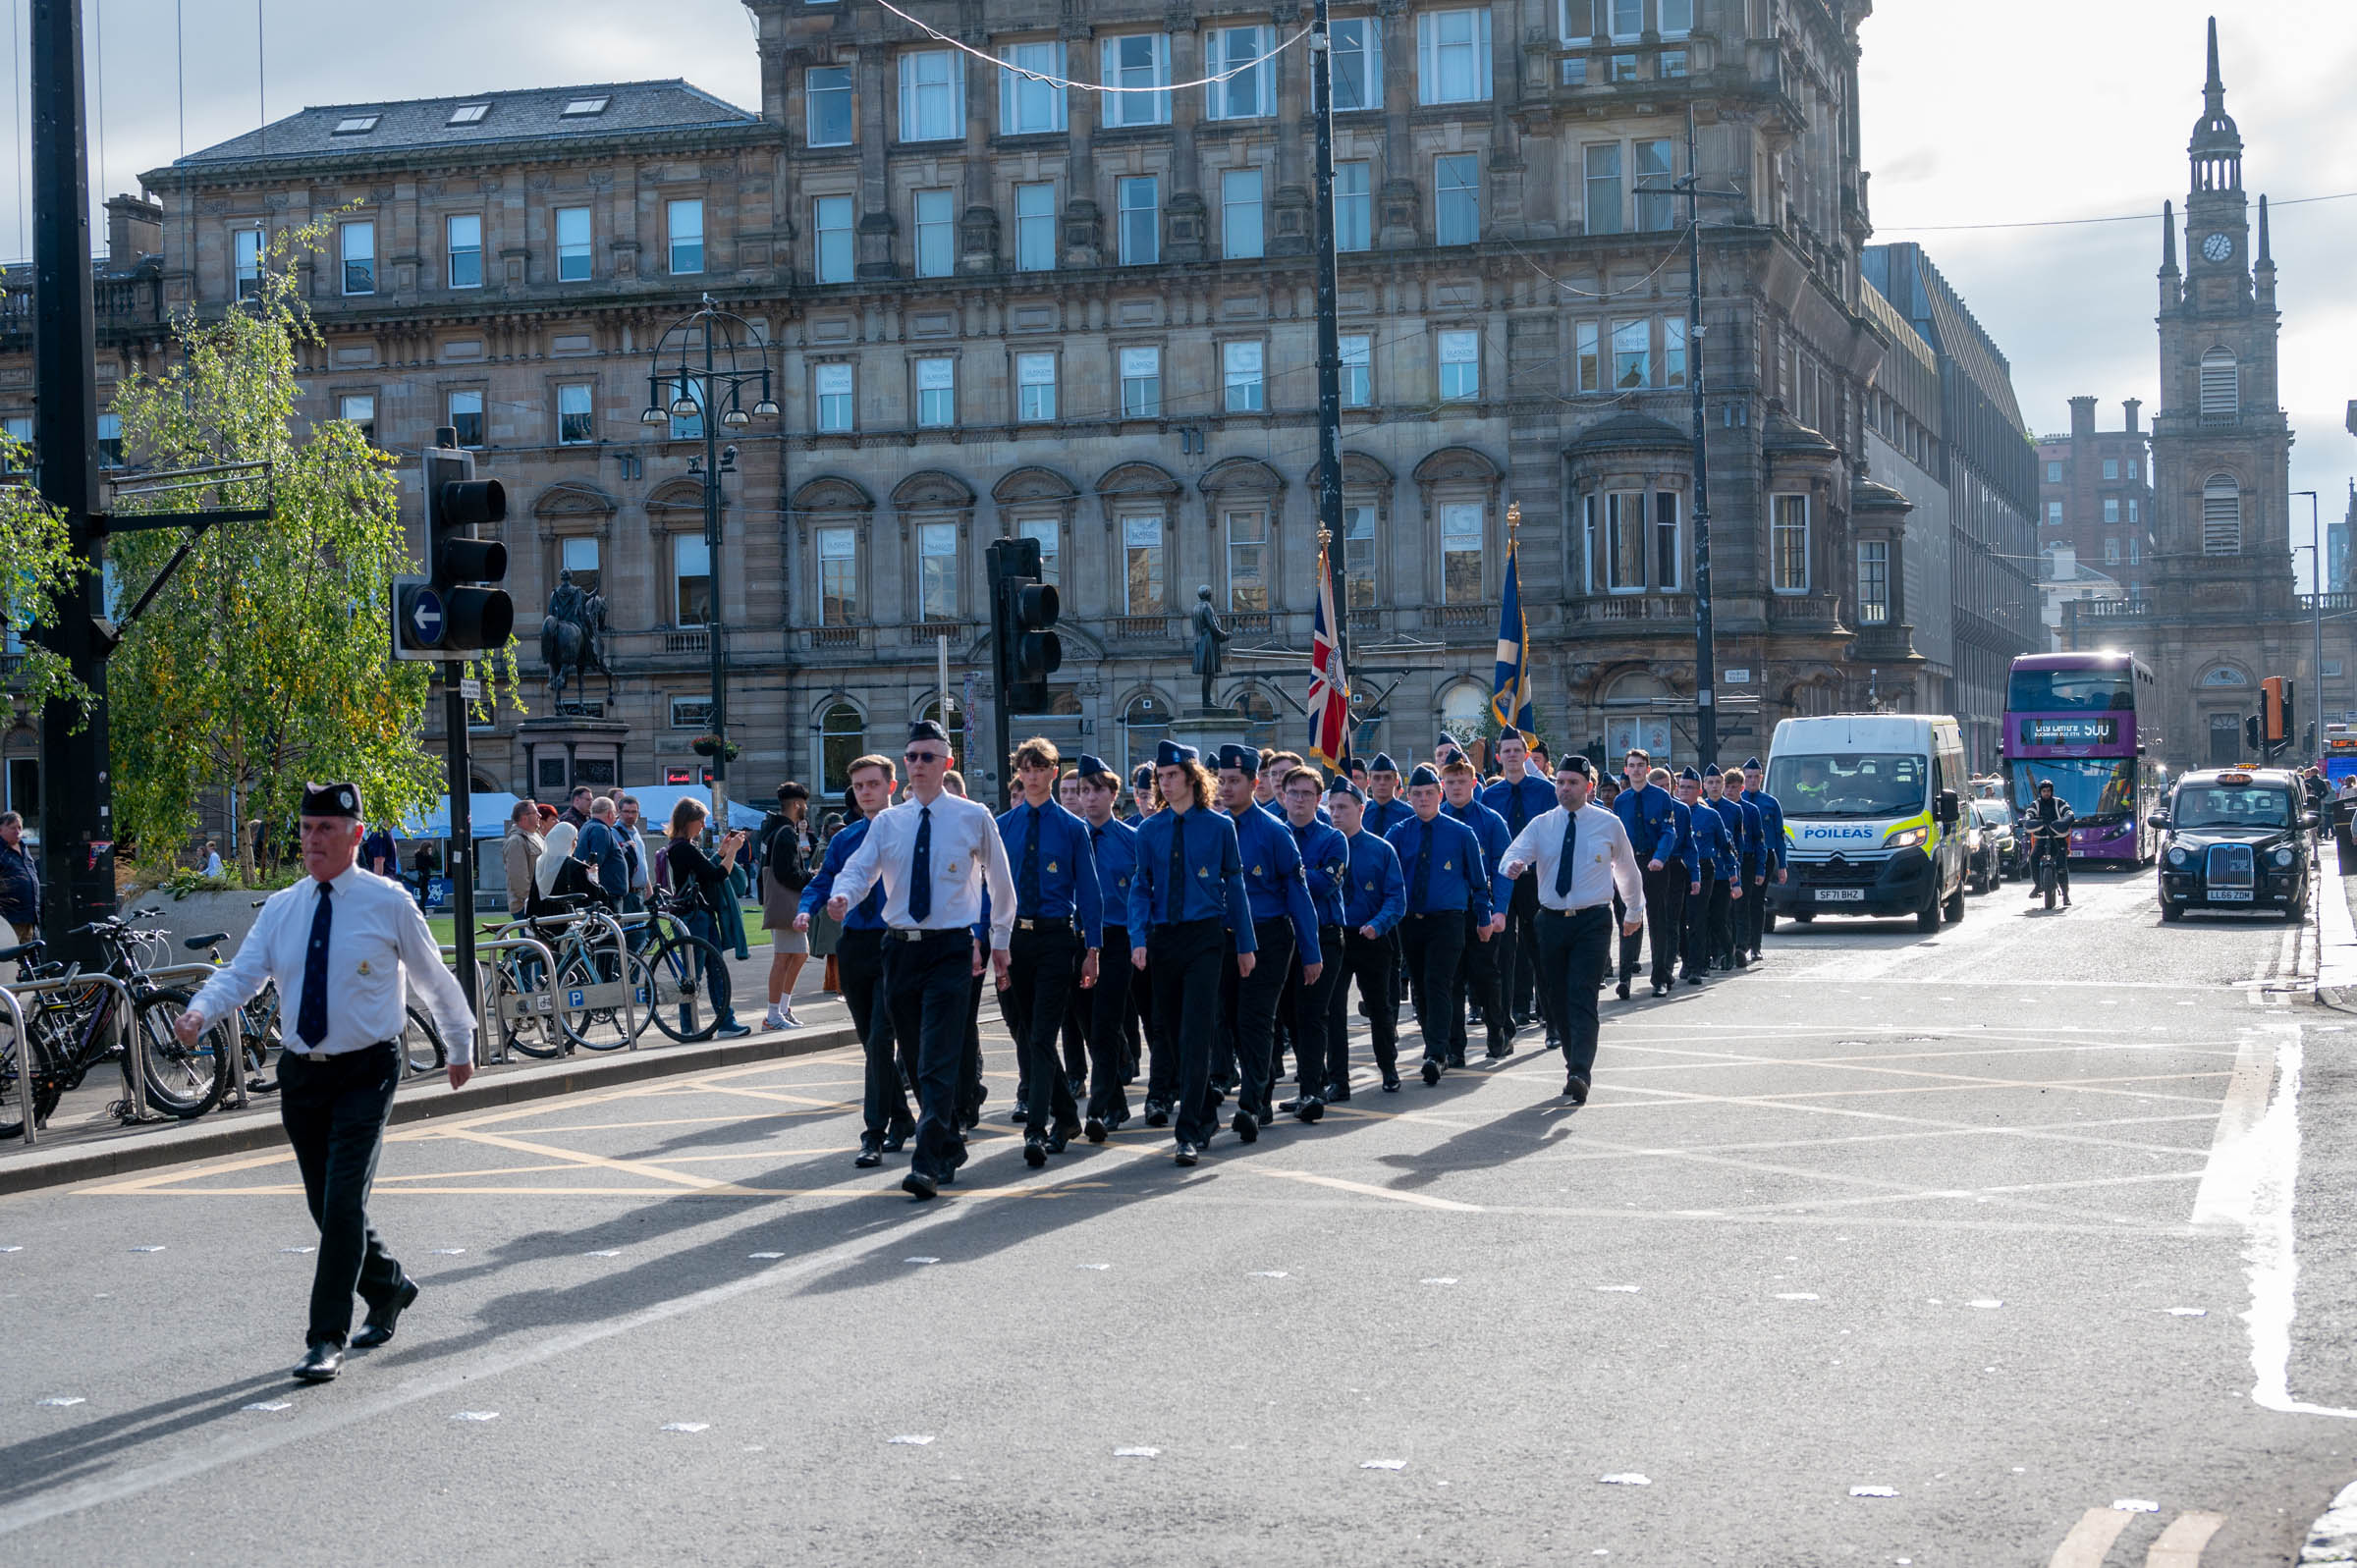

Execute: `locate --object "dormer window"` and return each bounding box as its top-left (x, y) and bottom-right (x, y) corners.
top-left (447, 103), bottom-right (491, 125)
top-left (561, 96), bottom-right (611, 118)
top-left (332, 115), bottom-right (380, 135)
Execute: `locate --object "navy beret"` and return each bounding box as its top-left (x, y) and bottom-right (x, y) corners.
top-left (301, 781), bottom-right (363, 820)
top-left (1155, 739), bottom-right (1197, 769)
top-left (1743, 757), bottom-right (1764, 771)
top-left (1370, 752), bottom-right (1399, 774)
top-left (1328, 778), bottom-right (1366, 802)
top-left (1075, 753), bottom-right (1117, 782)
top-left (1676, 766), bottom-right (1701, 783)
top-left (1214, 743), bottom-right (1258, 774)
top-left (1407, 763), bottom-right (1441, 788)
top-left (1439, 747), bottom-right (1467, 768)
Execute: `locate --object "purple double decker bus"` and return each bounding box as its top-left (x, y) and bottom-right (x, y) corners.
top-left (2001, 652), bottom-right (2166, 866)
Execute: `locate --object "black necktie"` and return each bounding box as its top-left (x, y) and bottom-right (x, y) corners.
top-left (1166, 810), bottom-right (1186, 924)
top-left (297, 880), bottom-right (333, 1048)
top-left (908, 806), bottom-right (933, 923)
top-left (1020, 808), bottom-right (1042, 911)
top-left (1508, 784), bottom-right (1528, 835)
top-left (1410, 822), bottom-right (1432, 912)
top-left (1555, 809), bottom-right (1579, 900)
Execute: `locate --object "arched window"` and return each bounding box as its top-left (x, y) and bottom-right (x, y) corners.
top-left (2199, 348), bottom-right (2238, 418)
top-left (1439, 680), bottom-right (1489, 744)
top-left (1234, 685), bottom-right (1282, 750)
top-left (819, 702), bottom-right (865, 794)
top-left (1121, 691), bottom-right (1173, 780)
top-left (2202, 473), bottom-right (2241, 557)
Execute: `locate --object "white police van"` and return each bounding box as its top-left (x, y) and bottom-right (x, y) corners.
top-left (1763, 714), bottom-right (1970, 934)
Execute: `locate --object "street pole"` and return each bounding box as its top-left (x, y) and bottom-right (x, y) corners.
top-left (702, 312), bottom-right (729, 834)
top-left (1681, 105), bottom-right (1717, 772)
top-left (2298, 490), bottom-right (2322, 742)
top-left (442, 668), bottom-right (475, 1011)
top-left (29, 0), bottom-right (117, 957)
top-left (1309, 0), bottom-right (1349, 688)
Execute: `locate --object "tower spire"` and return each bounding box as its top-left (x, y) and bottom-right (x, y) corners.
top-left (2205, 16), bottom-right (2222, 107)
top-left (2257, 192), bottom-right (2273, 266)
top-left (2161, 200), bottom-right (2179, 274)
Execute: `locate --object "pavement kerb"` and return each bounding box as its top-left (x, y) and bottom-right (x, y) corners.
top-left (2319, 837), bottom-right (2357, 1009)
top-left (2305, 1478), bottom-right (2357, 1563)
top-left (0, 1023), bottom-right (858, 1199)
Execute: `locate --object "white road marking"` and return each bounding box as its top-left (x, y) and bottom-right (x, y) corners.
top-left (2047, 1506), bottom-right (2132, 1567)
top-left (2236, 1019), bottom-right (2357, 1420)
top-left (2190, 1028), bottom-right (2279, 1232)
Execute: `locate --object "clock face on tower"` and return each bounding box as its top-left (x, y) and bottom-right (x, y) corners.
top-left (2202, 231), bottom-right (2235, 262)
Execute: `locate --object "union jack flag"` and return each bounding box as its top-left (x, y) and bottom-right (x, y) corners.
top-left (1308, 537), bottom-right (1350, 767)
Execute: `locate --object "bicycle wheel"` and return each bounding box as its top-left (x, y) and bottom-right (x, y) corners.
top-left (241, 983), bottom-right (282, 1076)
top-left (574, 949), bottom-right (656, 1052)
top-left (399, 1004), bottom-right (447, 1074)
top-left (644, 931), bottom-right (727, 1043)
top-left (133, 988), bottom-right (235, 1118)
top-left (495, 948), bottom-right (575, 1060)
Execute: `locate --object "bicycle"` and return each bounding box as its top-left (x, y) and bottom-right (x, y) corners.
top-left (2021, 822), bottom-right (2070, 911)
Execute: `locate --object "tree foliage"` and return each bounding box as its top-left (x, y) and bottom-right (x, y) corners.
top-left (106, 215), bottom-right (474, 875)
top-left (0, 396), bottom-right (94, 721)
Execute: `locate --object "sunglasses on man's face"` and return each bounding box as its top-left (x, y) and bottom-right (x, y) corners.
top-left (904, 750), bottom-right (944, 764)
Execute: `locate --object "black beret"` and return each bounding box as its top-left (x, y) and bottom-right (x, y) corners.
top-left (1155, 739), bottom-right (1197, 769)
top-left (1407, 763), bottom-right (1441, 788)
top-left (1439, 747), bottom-right (1467, 768)
top-left (301, 781), bottom-right (363, 820)
top-left (907, 719), bottom-right (950, 745)
top-left (1559, 755), bottom-right (1594, 778)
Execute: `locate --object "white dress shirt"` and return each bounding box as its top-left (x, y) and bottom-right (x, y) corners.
top-left (831, 790), bottom-right (1017, 948)
top-left (189, 864), bottom-right (477, 1065)
top-left (1504, 802), bottom-right (1646, 925)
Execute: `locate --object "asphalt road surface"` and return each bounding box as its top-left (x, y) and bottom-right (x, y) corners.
top-left (3, 866), bottom-right (2354, 1566)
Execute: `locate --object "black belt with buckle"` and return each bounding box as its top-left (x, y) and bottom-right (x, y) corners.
top-left (1014, 916), bottom-right (1071, 932)
top-left (886, 927), bottom-right (965, 943)
top-left (1539, 904), bottom-right (1609, 919)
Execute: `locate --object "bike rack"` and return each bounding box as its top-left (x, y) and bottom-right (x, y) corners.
top-left (136, 962), bottom-right (247, 1112)
top-left (466, 915), bottom-right (644, 1054)
top-left (439, 935), bottom-right (559, 1067)
top-left (2, 973), bottom-right (143, 1127)
top-left (0, 984), bottom-right (30, 1146)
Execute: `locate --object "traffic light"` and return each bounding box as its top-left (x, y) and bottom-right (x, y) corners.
top-left (2247, 714), bottom-right (2263, 755)
top-left (989, 535), bottom-right (1062, 714)
top-left (394, 427), bottom-right (514, 661)
top-left (2263, 676), bottom-right (2293, 744)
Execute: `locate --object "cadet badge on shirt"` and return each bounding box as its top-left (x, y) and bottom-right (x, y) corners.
top-left (1047, 861), bottom-right (1058, 873)
top-left (357, 959), bottom-right (372, 975)
top-left (1443, 859), bottom-right (1453, 870)
top-left (1196, 866), bottom-right (1209, 877)
top-left (1252, 865), bottom-right (1263, 877)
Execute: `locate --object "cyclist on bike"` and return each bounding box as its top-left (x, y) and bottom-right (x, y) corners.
top-left (2023, 779), bottom-right (2073, 908)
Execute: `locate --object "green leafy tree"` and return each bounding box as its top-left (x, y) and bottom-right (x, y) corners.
top-left (105, 215), bottom-right (510, 878)
top-left (0, 421), bottom-right (94, 722)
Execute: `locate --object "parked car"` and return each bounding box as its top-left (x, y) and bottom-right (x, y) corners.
top-left (1965, 799), bottom-right (2014, 892)
top-left (2152, 767), bottom-right (2316, 922)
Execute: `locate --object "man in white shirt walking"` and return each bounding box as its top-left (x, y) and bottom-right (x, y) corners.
top-left (1499, 756), bottom-right (1646, 1106)
top-left (176, 783), bottom-right (477, 1382)
top-left (829, 721), bottom-right (1016, 1200)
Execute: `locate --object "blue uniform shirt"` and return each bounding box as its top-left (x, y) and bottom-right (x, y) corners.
top-left (1482, 772), bottom-right (1556, 838)
top-left (1730, 792), bottom-right (1766, 871)
top-left (1126, 803), bottom-right (1258, 950)
top-left (1615, 782), bottom-right (1686, 866)
top-left (800, 817), bottom-right (886, 931)
top-left (1444, 795), bottom-right (1514, 912)
top-left (1288, 815), bottom-right (1351, 930)
top-left (1230, 806), bottom-right (1323, 966)
top-left (1385, 811), bottom-right (1494, 925)
top-left (1365, 795), bottom-right (1415, 840)
top-left (1743, 787), bottom-right (1788, 870)
top-left (1685, 795), bottom-right (1735, 884)
top-left (1339, 829), bottom-right (1407, 934)
top-left (996, 797), bottom-right (1103, 949)
top-left (1088, 816), bottom-right (1139, 930)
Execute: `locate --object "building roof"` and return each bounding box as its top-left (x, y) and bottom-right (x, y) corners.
top-left (166, 80), bottom-right (756, 169)
top-left (1563, 410), bottom-right (1689, 455)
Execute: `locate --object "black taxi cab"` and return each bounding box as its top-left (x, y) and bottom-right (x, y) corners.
top-left (2150, 768), bottom-right (2317, 922)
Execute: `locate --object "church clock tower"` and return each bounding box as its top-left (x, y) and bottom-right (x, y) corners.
top-left (2146, 19), bottom-right (2300, 767)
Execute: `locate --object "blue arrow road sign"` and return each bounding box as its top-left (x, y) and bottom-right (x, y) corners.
top-left (408, 587), bottom-right (446, 647)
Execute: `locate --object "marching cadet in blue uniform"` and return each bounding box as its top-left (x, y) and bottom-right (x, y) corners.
top-left (1364, 753), bottom-right (1413, 838)
top-left (1675, 767), bottom-right (1736, 985)
top-left (1483, 732), bottom-right (1557, 1044)
top-left (1214, 743), bottom-right (1323, 1140)
top-left (1613, 750), bottom-right (1688, 998)
top-left (1126, 740), bottom-right (1257, 1166)
top-left (1441, 752), bottom-right (1514, 1059)
top-left (1721, 768), bottom-right (1766, 969)
top-left (1277, 764), bottom-right (1349, 1120)
top-left (1069, 754), bottom-right (1140, 1140)
top-left (1739, 757), bottom-right (1785, 962)
top-left (1326, 779), bottom-right (1405, 1093)
top-left (797, 752), bottom-right (911, 1167)
top-left (1701, 769), bottom-right (1753, 971)
top-left (1385, 763), bottom-right (1493, 1084)
top-left (994, 737), bottom-right (1101, 1166)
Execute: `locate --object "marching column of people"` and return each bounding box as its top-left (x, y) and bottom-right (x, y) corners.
top-left (818, 728), bottom-right (1784, 1193)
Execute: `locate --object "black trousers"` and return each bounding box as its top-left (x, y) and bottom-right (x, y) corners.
top-left (1501, 876), bottom-right (1541, 1020)
top-left (959, 969), bottom-right (987, 1123)
top-left (1682, 877), bottom-right (1729, 976)
top-left (1452, 910), bottom-right (1508, 1056)
top-left (1328, 927), bottom-right (1398, 1081)
top-left (884, 930), bottom-right (978, 1183)
top-left (1398, 911), bottom-right (1467, 1064)
top-left (1739, 861), bottom-right (1767, 954)
top-left (1623, 860), bottom-right (1687, 986)
top-left (1537, 906), bottom-right (1615, 1081)
top-left (1280, 924), bottom-right (1344, 1095)
top-left (279, 1042), bottom-right (404, 1347)
top-left (1219, 917), bottom-right (1296, 1121)
top-left (1087, 925), bottom-right (1139, 1123)
top-left (839, 929), bottom-right (911, 1140)
top-left (998, 925), bottom-right (1081, 1136)
top-left (1150, 918), bottom-right (1226, 1146)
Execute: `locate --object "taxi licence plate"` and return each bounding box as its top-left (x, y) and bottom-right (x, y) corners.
top-left (2210, 890), bottom-right (2254, 901)
top-left (1815, 888), bottom-right (1865, 902)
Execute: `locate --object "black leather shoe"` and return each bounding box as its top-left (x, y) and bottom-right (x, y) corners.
top-left (1421, 1059), bottom-right (1442, 1087)
top-left (903, 1170), bottom-right (939, 1200)
top-left (1143, 1102), bottom-right (1171, 1128)
top-left (1023, 1138), bottom-right (1048, 1168)
top-left (1326, 1084), bottom-right (1351, 1105)
top-left (854, 1141), bottom-right (885, 1168)
top-left (1257, 1109), bottom-right (1275, 1130)
top-left (1564, 1073), bottom-right (1591, 1106)
top-left (1448, 1054), bottom-right (1467, 1068)
top-left (1733, 953), bottom-right (1751, 969)
top-left (1616, 979), bottom-right (1631, 1000)
top-left (350, 1276), bottom-right (418, 1350)
top-left (1175, 1142), bottom-right (1199, 1166)
top-left (1084, 1116), bottom-right (1107, 1144)
top-left (1233, 1110), bottom-right (1259, 1144)
top-left (293, 1341), bottom-right (342, 1382)
top-left (1653, 982), bottom-right (1670, 997)
top-left (1294, 1095), bottom-right (1324, 1123)
top-left (1685, 973), bottom-right (1705, 987)
top-left (882, 1126), bottom-right (911, 1154)
top-left (1382, 1072), bottom-right (1401, 1092)
top-left (1278, 1095), bottom-right (1302, 1113)
top-left (1047, 1125), bottom-right (1076, 1155)
top-left (1485, 1043), bottom-right (1512, 1059)
top-left (1011, 1106), bottom-right (1028, 1125)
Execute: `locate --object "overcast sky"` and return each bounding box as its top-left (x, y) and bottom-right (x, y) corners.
top-left (2, 0), bottom-right (2351, 579)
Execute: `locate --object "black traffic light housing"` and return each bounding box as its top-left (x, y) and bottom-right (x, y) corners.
top-left (2246, 714), bottom-right (2264, 755)
top-left (989, 535), bottom-right (1062, 715)
top-left (394, 427), bottom-right (514, 660)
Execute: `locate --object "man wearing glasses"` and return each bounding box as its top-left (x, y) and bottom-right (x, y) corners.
top-left (828, 721), bottom-right (1016, 1200)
